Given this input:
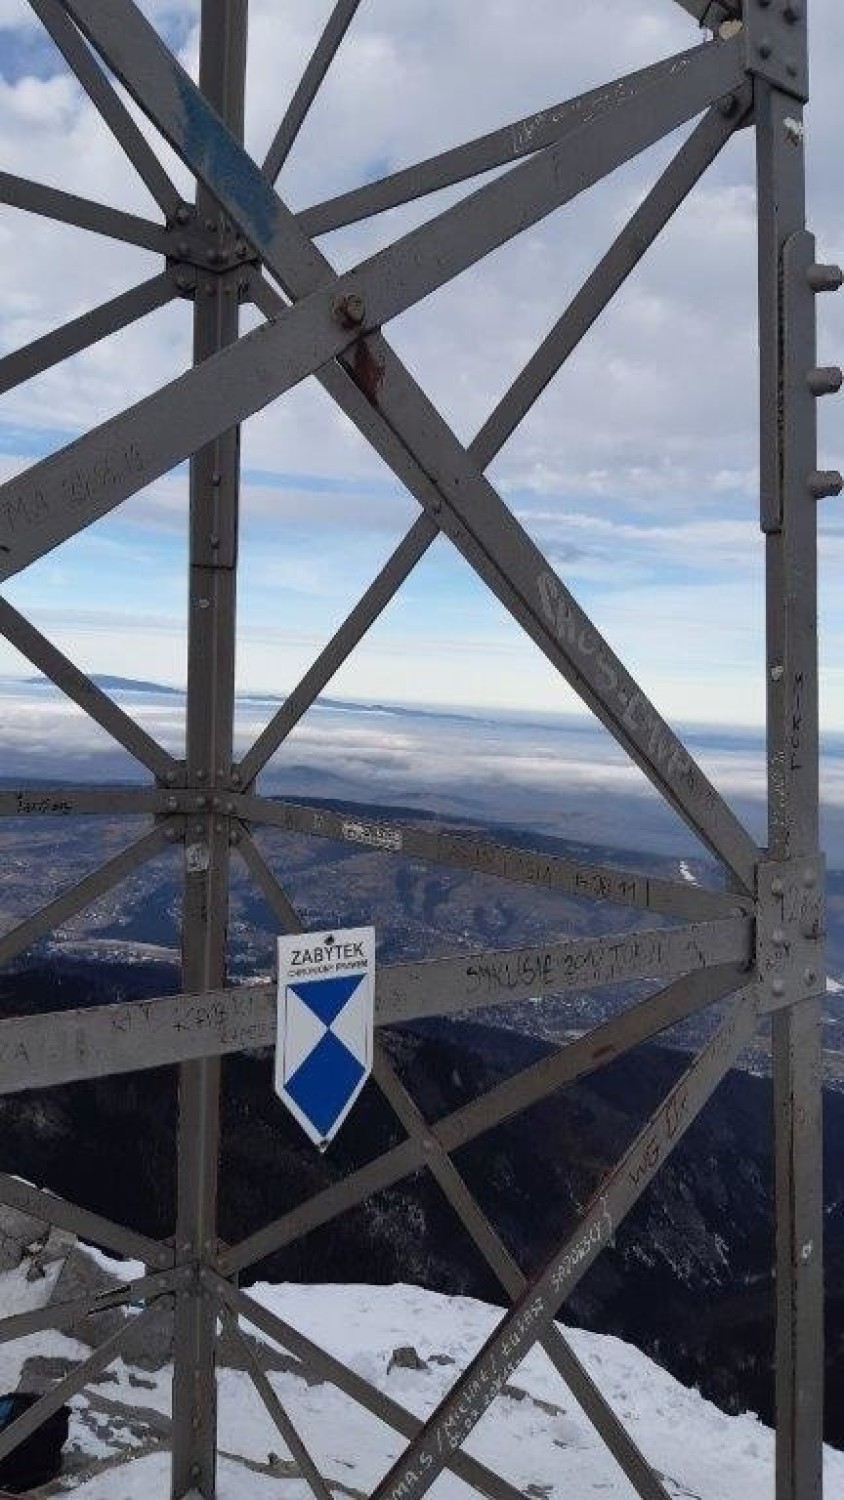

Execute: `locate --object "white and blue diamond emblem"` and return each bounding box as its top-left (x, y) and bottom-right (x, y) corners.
top-left (275, 927), bottom-right (375, 1150)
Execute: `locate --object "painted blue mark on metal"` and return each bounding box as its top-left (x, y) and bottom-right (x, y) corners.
top-left (285, 1031), bottom-right (366, 1138)
top-left (289, 974), bottom-right (363, 1027)
top-left (175, 70), bottom-right (278, 247)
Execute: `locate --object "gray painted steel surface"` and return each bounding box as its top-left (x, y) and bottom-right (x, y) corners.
top-left (0, 3), bottom-right (835, 1498)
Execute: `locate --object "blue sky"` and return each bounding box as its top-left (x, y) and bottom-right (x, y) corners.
top-left (0, 0), bottom-right (841, 729)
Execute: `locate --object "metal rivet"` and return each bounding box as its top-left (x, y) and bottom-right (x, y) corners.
top-left (772, 927), bottom-right (786, 945)
top-left (176, 240), bottom-right (190, 257)
top-left (803, 868), bottom-right (818, 889)
top-left (229, 828), bottom-right (240, 845)
top-left (758, 38), bottom-right (773, 58)
top-left (783, 1), bottom-right (802, 20)
top-left (196, 769), bottom-right (207, 781)
top-left (231, 770), bottom-right (241, 785)
top-left (772, 977), bottom-right (786, 996)
top-left (175, 205), bottom-right (191, 225)
top-left (196, 796), bottom-right (207, 810)
top-left (167, 796), bottom-right (178, 811)
top-left (771, 878), bottom-right (785, 896)
top-left (718, 93), bottom-right (738, 119)
top-left (333, 292), bottom-right (366, 329)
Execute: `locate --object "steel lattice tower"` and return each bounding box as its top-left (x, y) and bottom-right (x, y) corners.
top-left (0, 2), bottom-right (839, 1497)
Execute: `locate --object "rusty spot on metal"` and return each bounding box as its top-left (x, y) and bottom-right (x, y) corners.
top-left (354, 338), bottom-right (385, 405)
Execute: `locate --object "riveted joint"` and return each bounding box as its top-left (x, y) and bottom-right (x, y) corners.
top-left (742, 0), bottom-right (808, 98)
top-left (756, 856), bottom-right (826, 1014)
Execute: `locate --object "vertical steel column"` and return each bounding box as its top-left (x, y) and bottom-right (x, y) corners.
top-left (756, 25), bottom-right (825, 1499)
top-left (172, 3), bottom-right (248, 1496)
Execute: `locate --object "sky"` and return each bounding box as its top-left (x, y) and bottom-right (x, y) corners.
top-left (0, 0), bottom-right (841, 731)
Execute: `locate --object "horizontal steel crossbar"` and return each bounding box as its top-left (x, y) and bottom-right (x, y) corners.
top-left (234, 794), bottom-right (747, 920)
top-left (0, 918), bottom-right (751, 1093)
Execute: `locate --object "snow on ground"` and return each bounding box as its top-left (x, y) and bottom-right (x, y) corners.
top-left (678, 861), bottom-right (698, 886)
top-left (1, 1267), bottom-right (843, 1499)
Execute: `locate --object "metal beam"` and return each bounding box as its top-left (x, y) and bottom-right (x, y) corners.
top-left (0, 1266), bottom-right (179, 1344)
top-left (219, 1308), bottom-right (334, 1500)
top-left (0, 169), bottom-right (168, 251)
top-left (296, 43), bottom-right (735, 238)
top-left (0, 273), bottom-right (176, 397)
top-left (0, 596), bottom-right (180, 780)
top-left (755, 59), bottom-right (826, 1500)
top-left (0, 1170), bottom-right (172, 1267)
top-left (367, 992), bottom-right (758, 1500)
top-left (171, 2), bottom-right (248, 1494)
top-left (0, 786), bottom-right (164, 818)
top-left (234, 827), bottom-right (304, 934)
top-left (233, 792), bottom-right (748, 921)
top-left (0, 820), bottom-right (173, 969)
top-left (234, 509), bottom-right (438, 786)
top-left (373, 1050), bottom-right (673, 1500)
top-left (375, 916), bottom-right (753, 1024)
top-left (29, 0), bottom-right (182, 217)
top-left (212, 1275), bottom-right (529, 1500)
top-left (262, 0), bottom-right (363, 184)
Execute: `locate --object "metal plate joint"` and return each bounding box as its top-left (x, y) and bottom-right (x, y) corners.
top-left (743, 0), bottom-right (808, 101)
top-left (756, 855), bottom-right (825, 1013)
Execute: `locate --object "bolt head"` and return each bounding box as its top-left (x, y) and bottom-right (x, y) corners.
top-left (772, 927), bottom-right (786, 945)
top-left (803, 868), bottom-right (818, 889)
top-left (758, 38), bottom-right (773, 58)
top-left (772, 977), bottom-right (786, 996)
top-left (333, 292), bottom-right (366, 329)
top-left (783, 1), bottom-right (802, 21)
top-left (771, 878), bottom-right (785, 897)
